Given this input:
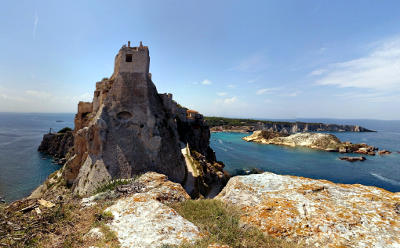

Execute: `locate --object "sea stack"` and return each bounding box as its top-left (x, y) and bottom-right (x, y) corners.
top-left (58, 42), bottom-right (226, 196)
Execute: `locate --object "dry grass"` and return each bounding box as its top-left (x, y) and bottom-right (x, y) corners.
top-left (0, 197), bottom-right (119, 248)
top-left (170, 199), bottom-right (300, 248)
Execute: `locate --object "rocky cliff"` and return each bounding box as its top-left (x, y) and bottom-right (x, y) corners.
top-left (216, 172), bottom-right (400, 247)
top-left (38, 131), bottom-right (74, 159)
top-left (243, 130), bottom-right (380, 154)
top-left (37, 42), bottom-right (226, 198)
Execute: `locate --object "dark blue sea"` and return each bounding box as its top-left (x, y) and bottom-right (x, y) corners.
top-left (0, 113), bottom-right (399, 203)
top-left (0, 113), bottom-right (74, 202)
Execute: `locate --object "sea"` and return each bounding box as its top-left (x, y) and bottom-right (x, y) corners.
top-left (211, 118), bottom-right (400, 193)
top-left (0, 113), bottom-right (399, 203)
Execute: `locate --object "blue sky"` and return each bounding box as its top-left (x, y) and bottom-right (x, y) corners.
top-left (0, 0), bottom-right (400, 119)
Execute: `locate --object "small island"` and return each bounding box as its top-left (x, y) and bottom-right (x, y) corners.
top-left (242, 130), bottom-right (386, 155)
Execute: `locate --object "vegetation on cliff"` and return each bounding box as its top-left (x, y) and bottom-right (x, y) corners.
top-left (205, 116), bottom-right (302, 127)
top-left (171, 199), bottom-right (297, 248)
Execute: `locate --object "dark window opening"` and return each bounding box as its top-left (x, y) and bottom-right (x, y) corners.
top-left (126, 54), bottom-right (132, 62)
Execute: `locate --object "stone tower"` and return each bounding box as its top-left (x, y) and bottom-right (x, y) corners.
top-left (111, 41), bottom-right (150, 79)
top-left (57, 42), bottom-right (227, 197)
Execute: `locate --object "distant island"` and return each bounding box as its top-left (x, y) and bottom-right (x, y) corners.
top-left (205, 116), bottom-right (375, 133)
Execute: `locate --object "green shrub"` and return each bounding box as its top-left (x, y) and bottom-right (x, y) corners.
top-left (58, 127), bottom-right (73, 133)
top-left (95, 176), bottom-right (140, 194)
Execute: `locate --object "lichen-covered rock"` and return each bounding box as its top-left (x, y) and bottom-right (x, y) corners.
top-left (101, 172), bottom-right (201, 248)
top-left (216, 172), bottom-right (400, 247)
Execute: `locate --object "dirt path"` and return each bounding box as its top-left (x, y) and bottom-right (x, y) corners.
top-left (182, 146), bottom-right (196, 196)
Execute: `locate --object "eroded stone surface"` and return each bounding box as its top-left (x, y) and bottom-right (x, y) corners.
top-left (216, 172), bottom-right (400, 248)
top-left (101, 172), bottom-right (200, 248)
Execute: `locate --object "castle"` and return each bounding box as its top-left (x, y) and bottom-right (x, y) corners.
top-left (59, 41), bottom-right (221, 196)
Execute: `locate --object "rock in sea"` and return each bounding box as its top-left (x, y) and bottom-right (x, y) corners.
top-left (339, 156), bottom-right (366, 162)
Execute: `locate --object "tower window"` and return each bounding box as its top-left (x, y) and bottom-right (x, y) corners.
top-left (125, 54), bottom-right (132, 62)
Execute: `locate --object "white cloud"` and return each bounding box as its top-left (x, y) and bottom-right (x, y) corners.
top-left (247, 76), bottom-right (261, 84)
top-left (312, 37), bottom-right (400, 90)
top-left (223, 96), bottom-right (237, 104)
top-left (256, 88), bottom-right (279, 95)
top-left (216, 96), bottom-right (238, 105)
top-left (334, 91), bottom-right (400, 103)
top-left (33, 11), bottom-right (39, 39)
top-left (227, 84), bottom-right (236, 88)
top-left (256, 88), bottom-right (270, 95)
top-left (201, 79), bottom-right (212, 85)
top-left (25, 90), bottom-right (52, 98)
top-left (281, 91), bottom-right (302, 97)
top-left (318, 47), bottom-right (327, 54)
top-left (231, 54), bottom-right (268, 72)
top-left (0, 88), bottom-right (92, 112)
top-left (309, 69), bottom-right (326, 76)
top-left (217, 92), bottom-right (227, 96)
top-left (0, 93), bottom-right (28, 102)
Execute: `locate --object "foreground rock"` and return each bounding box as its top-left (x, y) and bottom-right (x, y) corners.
top-left (216, 172), bottom-right (400, 247)
top-left (83, 172), bottom-right (201, 248)
top-left (2, 172), bottom-right (202, 247)
top-left (243, 130), bottom-right (380, 154)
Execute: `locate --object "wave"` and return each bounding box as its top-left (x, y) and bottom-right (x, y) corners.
top-left (370, 172), bottom-right (400, 186)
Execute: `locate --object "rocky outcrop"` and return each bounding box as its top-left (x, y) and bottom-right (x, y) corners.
top-left (98, 172), bottom-right (201, 248)
top-left (209, 121), bottom-right (374, 134)
top-left (339, 156), bottom-right (366, 162)
top-left (37, 42), bottom-right (228, 197)
top-left (3, 172), bottom-right (203, 247)
top-left (379, 150), bottom-right (392, 155)
top-left (243, 130), bottom-right (379, 154)
top-left (216, 172), bottom-right (400, 247)
top-left (38, 131), bottom-right (74, 159)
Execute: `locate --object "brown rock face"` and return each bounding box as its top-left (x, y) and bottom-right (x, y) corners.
top-left (38, 131), bottom-right (74, 159)
top-left (59, 42), bottom-right (225, 196)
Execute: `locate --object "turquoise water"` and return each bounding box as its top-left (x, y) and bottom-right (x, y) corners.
top-left (1, 113), bottom-right (399, 202)
top-left (210, 127), bottom-right (400, 193)
top-left (0, 113), bottom-right (74, 202)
